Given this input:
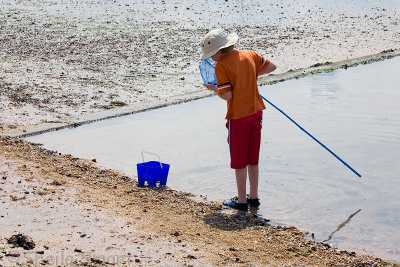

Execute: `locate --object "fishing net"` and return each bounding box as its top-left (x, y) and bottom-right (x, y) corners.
top-left (199, 58), bottom-right (217, 85)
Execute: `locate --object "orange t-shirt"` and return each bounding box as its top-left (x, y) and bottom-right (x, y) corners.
top-left (215, 50), bottom-right (270, 119)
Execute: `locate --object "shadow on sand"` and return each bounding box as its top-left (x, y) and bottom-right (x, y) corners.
top-left (203, 208), bottom-right (270, 231)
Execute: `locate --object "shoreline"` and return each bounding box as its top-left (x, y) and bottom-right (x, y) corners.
top-left (1, 136), bottom-right (399, 266)
top-left (7, 49), bottom-right (400, 139)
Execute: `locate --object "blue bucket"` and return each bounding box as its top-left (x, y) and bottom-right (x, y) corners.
top-left (137, 152), bottom-right (170, 187)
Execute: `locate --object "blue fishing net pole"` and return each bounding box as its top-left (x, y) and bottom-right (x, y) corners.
top-left (199, 59), bottom-right (362, 178)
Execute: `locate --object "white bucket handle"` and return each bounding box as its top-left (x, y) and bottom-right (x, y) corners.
top-left (141, 151), bottom-right (163, 168)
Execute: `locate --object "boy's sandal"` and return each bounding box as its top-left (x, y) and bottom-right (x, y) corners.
top-left (247, 198), bottom-right (260, 207)
top-left (223, 197), bottom-right (248, 211)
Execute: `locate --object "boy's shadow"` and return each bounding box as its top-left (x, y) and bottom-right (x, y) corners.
top-left (203, 209), bottom-right (269, 231)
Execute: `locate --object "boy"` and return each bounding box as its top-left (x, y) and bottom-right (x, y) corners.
top-left (201, 29), bottom-right (277, 211)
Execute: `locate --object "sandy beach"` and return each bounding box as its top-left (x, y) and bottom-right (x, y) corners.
top-left (1, 0), bottom-right (400, 266)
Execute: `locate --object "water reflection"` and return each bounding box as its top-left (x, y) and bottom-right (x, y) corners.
top-left (309, 72), bottom-right (341, 102)
top-left (323, 209), bottom-right (362, 243)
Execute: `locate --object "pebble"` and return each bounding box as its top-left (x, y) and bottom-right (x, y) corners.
top-left (173, 231), bottom-right (180, 236)
top-left (5, 251), bottom-right (20, 257)
top-left (91, 257), bottom-right (104, 264)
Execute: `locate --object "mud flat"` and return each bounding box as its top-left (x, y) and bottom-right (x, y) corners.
top-left (1, 0), bottom-right (400, 136)
top-left (1, 136), bottom-right (399, 266)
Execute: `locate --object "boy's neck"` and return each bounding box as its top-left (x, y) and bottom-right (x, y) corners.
top-left (223, 49), bottom-right (235, 56)
top-left (214, 49), bottom-right (236, 62)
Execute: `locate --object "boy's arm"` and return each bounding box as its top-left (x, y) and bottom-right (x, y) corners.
top-left (258, 61), bottom-right (277, 77)
top-left (203, 84), bottom-right (232, 101)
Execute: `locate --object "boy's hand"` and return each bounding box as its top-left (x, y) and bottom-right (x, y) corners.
top-left (203, 83), bottom-right (218, 94)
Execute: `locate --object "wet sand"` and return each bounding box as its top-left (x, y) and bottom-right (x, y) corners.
top-left (1, 136), bottom-right (399, 266)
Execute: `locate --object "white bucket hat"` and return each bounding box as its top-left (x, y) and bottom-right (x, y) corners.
top-left (200, 29), bottom-right (238, 60)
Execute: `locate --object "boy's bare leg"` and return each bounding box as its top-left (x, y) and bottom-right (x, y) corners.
top-left (248, 164), bottom-right (259, 199)
top-left (235, 167), bottom-right (247, 203)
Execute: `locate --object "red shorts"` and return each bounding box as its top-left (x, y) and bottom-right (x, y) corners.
top-left (227, 111), bottom-right (263, 169)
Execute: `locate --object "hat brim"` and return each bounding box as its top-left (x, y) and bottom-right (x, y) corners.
top-left (200, 33), bottom-right (238, 60)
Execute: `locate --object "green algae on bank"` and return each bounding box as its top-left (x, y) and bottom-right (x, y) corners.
top-left (259, 51), bottom-right (400, 86)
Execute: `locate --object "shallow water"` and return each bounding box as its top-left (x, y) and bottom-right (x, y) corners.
top-left (27, 56), bottom-right (400, 262)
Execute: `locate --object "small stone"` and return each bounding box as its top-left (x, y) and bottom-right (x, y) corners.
top-left (74, 248), bottom-right (83, 253)
top-left (36, 250), bottom-right (45, 254)
top-left (5, 251), bottom-right (20, 257)
top-left (229, 247), bottom-right (237, 251)
top-left (187, 255), bottom-right (196, 259)
top-left (173, 231), bottom-right (180, 236)
top-left (135, 258), bottom-right (141, 262)
top-left (80, 233), bottom-right (86, 238)
top-left (91, 257), bottom-right (104, 264)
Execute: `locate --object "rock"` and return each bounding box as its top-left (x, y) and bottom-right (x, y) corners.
top-left (74, 248), bottom-right (83, 253)
top-left (187, 255), bottom-right (196, 259)
top-left (5, 251), bottom-right (20, 257)
top-left (7, 233), bottom-right (35, 250)
top-left (173, 231), bottom-right (180, 236)
top-left (91, 257), bottom-right (104, 264)
top-left (50, 179), bottom-right (64, 186)
top-left (36, 250), bottom-right (45, 254)
top-left (80, 233), bottom-right (86, 238)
